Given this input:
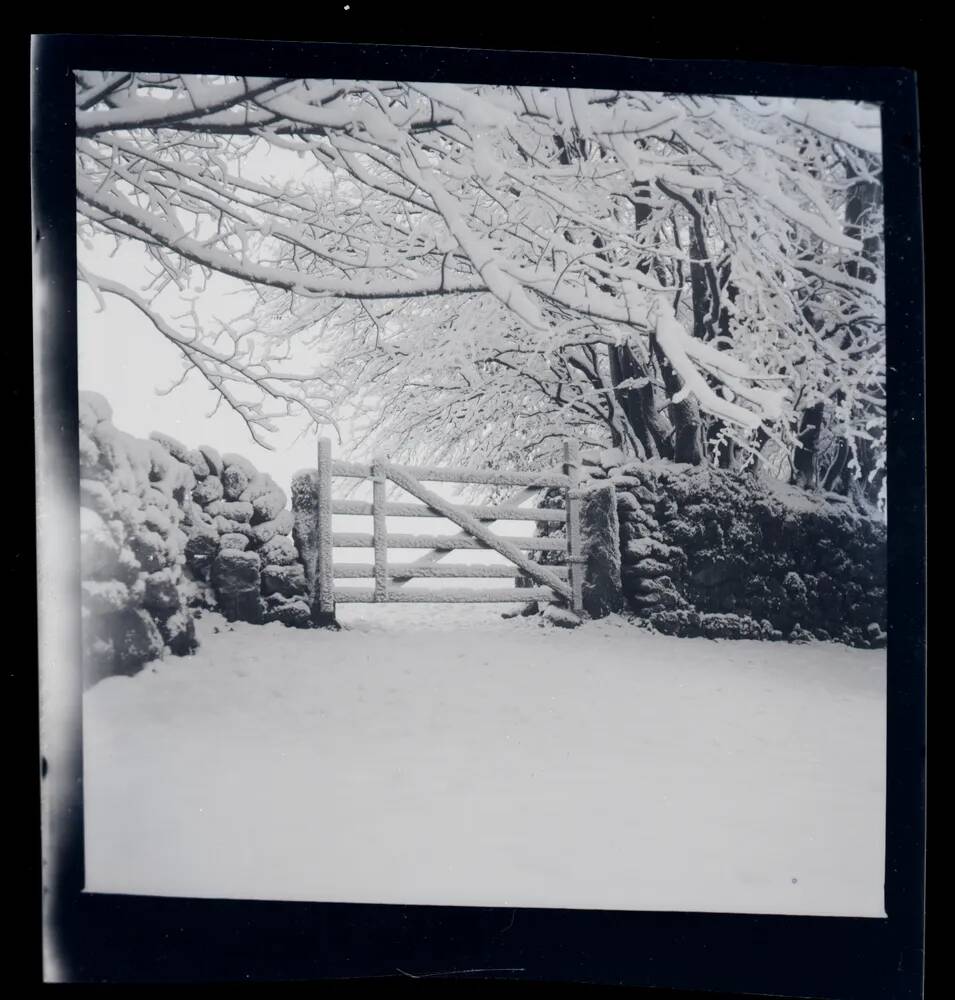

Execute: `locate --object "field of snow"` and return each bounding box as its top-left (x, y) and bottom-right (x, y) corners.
top-left (83, 605), bottom-right (886, 917)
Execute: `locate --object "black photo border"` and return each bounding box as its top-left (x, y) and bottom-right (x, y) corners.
top-left (31, 30), bottom-right (926, 997)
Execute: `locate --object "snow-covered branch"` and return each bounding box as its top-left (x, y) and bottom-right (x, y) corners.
top-left (75, 75), bottom-right (884, 496)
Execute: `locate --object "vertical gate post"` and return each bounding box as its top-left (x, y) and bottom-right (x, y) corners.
top-left (563, 440), bottom-right (584, 614)
top-left (314, 437), bottom-right (337, 627)
top-left (372, 457), bottom-right (388, 602)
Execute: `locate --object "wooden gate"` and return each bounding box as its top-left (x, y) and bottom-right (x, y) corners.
top-left (313, 439), bottom-right (584, 615)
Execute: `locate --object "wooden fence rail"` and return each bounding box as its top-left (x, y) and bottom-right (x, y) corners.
top-left (313, 438), bottom-right (584, 615)
top-left (330, 499), bottom-right (566, 522)
top-left (329, 532), bottom-right (568, 552)
top-left (330, 458), bottom-right (570, 489)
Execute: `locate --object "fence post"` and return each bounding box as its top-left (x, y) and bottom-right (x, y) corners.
top-left (372, 457), bottom-right (388, 602)
top-left (314, 437), bottom-right (337, 626)
top-left (563, 440), bottom-right (584, 615)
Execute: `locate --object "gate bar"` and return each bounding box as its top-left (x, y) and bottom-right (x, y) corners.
top-left (564, 440), bottom-right (584, 615)
top-left (372, 456), bottom-right (388, 602)
top-left (315, 438), bottom-right (336, 621)
top-left (383, 461), bottom-right (572, 602)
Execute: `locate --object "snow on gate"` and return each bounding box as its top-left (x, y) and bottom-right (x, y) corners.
top-left (311, 438), bottom-right (586, 616)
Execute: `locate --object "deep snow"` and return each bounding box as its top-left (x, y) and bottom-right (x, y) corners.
top-left (83, 605), bottom-right (886, 916)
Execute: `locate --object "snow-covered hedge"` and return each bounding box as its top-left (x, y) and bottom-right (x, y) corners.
top-left (78, 393), bottom-right (310, 685)
top-left (606, 458), bottom-right (886, 647)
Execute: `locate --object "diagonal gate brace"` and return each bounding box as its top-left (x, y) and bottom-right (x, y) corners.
top-left (382, 462), bottom-right (572, 603)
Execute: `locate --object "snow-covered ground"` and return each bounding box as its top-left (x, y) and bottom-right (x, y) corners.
top-left (83, 605), bottom-right (886, 917)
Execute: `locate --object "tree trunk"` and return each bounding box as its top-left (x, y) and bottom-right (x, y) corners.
top-left (608, 345), bottom-right (671, 458)
top-left (652, 339), bottom-right (704, 465)
top-left (607, 181), bottom-right (676, 459)
top-left (792, 401), bottom-right (825, 490)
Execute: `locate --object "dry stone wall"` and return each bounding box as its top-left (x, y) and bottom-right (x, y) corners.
top-left (604, 456), bottom-right (887, 647)
top-left (533, 449), bottom-right (886, 645)
top-left (78, 392), bottom-right (311, 686)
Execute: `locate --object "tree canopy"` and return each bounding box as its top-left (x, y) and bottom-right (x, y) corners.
top-left (75, 73), bottom-right (885, 508)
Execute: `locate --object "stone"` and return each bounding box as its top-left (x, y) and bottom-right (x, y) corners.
top-left (541, 604), bottom-right (582, 628)
top-left (699, 613), bottom-right (765, 640)
top-left (113, 607), bottom-right (164, 673)
top-left (273, 508), bottom-right (295, 535)
top-left (250, 509), bottom-right (295, 547)
top-left (185, 581), bottom-right (217, 611)
top-left (206, 500), bottom-right (254, 523)
top-left (629, 589), bottom-right (682, 611)
top-left (263, 594), bottom-right (312, 629)
top-left (184, 532), bottom-right (218, 580)
top-left (142, 504), bottom-right (174, 537)
top-left (579, 484), bottom-right (622, 618)
top-left (211, 549), bottom-right (263, 623)
top-left (149, 431), bottom-right (190, 463)
top-left (129, 527), bottom-right (167, 572)
top-left (258, 535), bottom-right (298, 566)
top-left (192, 476), bottom-right (223, 506)
top-left (183, 448), bottom-right (211, 479)
top-left (158, 610), bottom-right (198, 655)
top-left (221, 464), bottom-right (252, 501)
top-left (222, 453), bottom-right (258, 479)
top-left (180, 499), bottom-right (208, 527)
top-left (115, 546), bottom-right (142, 585)
top-left (616, 492), bottom-right (640, 514)
top-left (626, 558), bottom-right (670, 579)
top-left (213, 515), bottom-right (246, 536)
top-left (633, 575), bottom-right (674, 596)
top-left (239, 475), bottom-right (280, 503)
top-left (81, 579), bottom-right (131, 616)
top-left (198, 445), bottom-right (224, 477)
top-left (621, 519), bottom-right (658, 543)
top-left (261, 563), bottom-right (308, 598)
top-left (789, 623), bottom-right (816, 643)
top-left (142, 570), bottom-right (181, 613)
top-left (218, 532), bottom-right (250, 551)
top-left (667, 519), bottom-right (701, 546)
top-left (251, 488), bottom-right (288, 525)
top-left (648, 609), bottom-right (702, 637)
top-left (625, 537), bottom-right (673, 562)
top-left (146, 440), bottom-right (185, 489)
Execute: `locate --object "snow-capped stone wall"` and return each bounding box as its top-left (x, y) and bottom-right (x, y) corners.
top-left (175, 439), bottom-right (309, 631)
top-left (605, 457), bottom-right (887, 647)
top-left (78, 392), bottom-right (310, 686)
